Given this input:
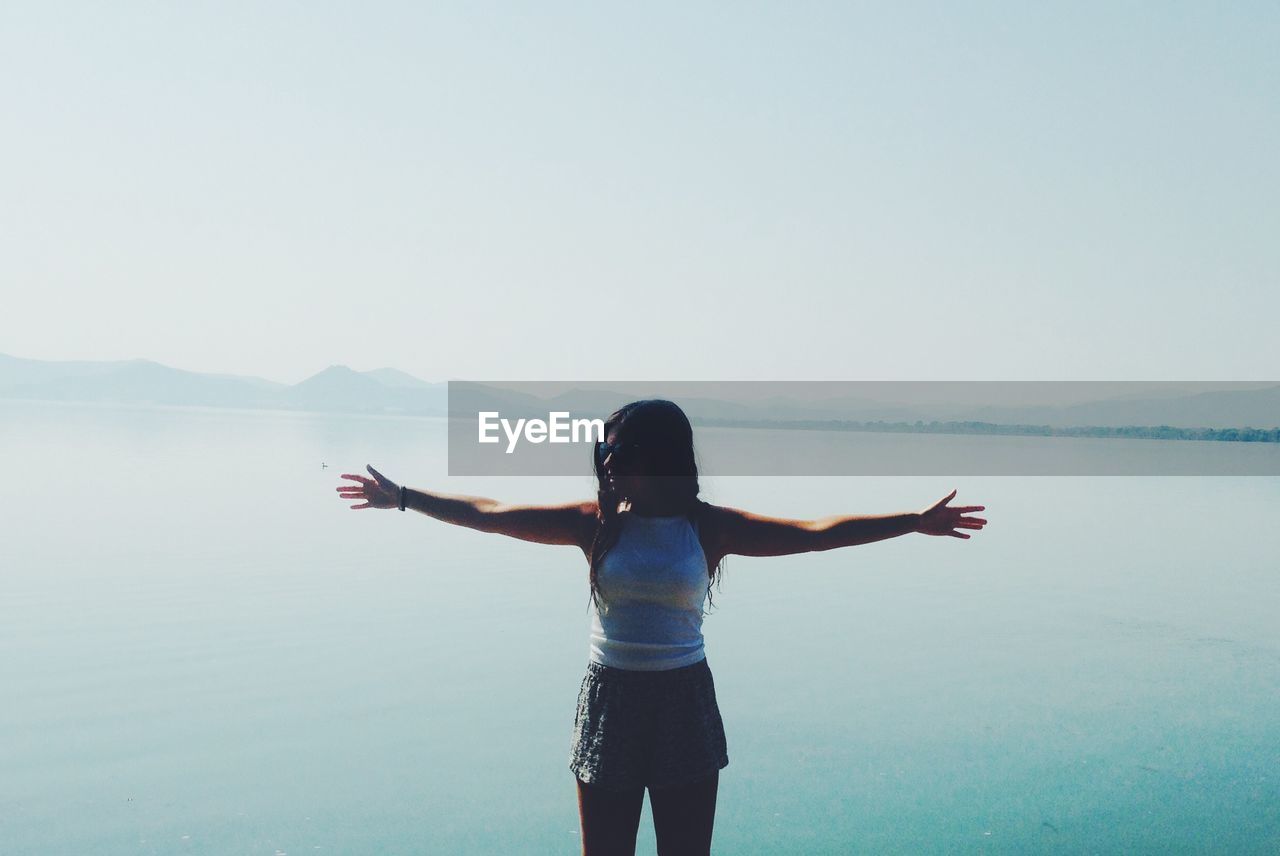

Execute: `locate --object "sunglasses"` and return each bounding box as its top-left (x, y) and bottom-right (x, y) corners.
top-left (595, 440), bottom-right (642, 469)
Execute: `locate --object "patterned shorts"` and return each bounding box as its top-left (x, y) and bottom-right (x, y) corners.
top-left (568, 657), bottom-right (729, 792)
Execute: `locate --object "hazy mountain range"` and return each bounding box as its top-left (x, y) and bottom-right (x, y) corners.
top-left (0, 353), bottom-right (448, 415)
top-left (2, 353), bottom-right (1278, 431)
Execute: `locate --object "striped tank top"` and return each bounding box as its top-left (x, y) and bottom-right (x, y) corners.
top-left (589, 510), bottom-right (711, 671)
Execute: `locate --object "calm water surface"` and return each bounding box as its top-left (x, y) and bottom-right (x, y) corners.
top-left (2, 401), bottom-right (1278, 854)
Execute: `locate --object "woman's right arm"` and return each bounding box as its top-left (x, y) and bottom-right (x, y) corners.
top-left (338, 465), bottom-right (597, 552)
top-left (406, 487), bottom-right (597, 549)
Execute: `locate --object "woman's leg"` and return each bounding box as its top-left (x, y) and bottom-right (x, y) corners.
top-left (576, 777), bottom-right (646, 856)
top-left (649, 770), bottom-right (719, 856)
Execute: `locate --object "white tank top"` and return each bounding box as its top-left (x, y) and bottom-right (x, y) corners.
top-left (588, 511), bottom-right (711, 671)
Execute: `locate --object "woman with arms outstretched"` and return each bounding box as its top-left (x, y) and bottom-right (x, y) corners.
top-left (337, 399), bottom-right (987, 856)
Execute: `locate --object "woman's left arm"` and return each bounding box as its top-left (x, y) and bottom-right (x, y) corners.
top-left (709, 489), bottom-right (986, 557)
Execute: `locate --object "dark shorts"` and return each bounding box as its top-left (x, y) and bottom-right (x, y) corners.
top-left (568, 657), bottom-right (729, 792)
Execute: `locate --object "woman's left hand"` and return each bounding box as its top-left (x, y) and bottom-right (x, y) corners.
top-left (916, 489), bottom-right (987, 539)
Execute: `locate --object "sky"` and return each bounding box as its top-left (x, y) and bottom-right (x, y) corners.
top-left (2, 2), bottom-right (1277, 386)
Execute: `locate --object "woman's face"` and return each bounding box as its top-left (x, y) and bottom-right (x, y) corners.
top-left (600, 427), bottom-right (650, 501)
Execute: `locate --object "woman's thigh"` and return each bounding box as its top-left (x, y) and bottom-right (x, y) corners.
top-left (576, 777), bottom-right (645, 856)
top-left (649, 770), bottom-right (719, 856)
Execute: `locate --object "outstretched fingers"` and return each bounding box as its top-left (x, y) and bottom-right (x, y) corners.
top-left (337, 473), bottom-right (373, 506)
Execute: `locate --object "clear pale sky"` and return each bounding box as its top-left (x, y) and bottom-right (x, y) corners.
top-left (2, 3), bottom-right (1277, 385)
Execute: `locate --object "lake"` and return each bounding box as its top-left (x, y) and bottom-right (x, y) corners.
top-left (2, 400), bottom-right (1277, 854)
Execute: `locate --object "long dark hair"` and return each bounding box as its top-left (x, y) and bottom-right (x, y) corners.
top-left (587, 399), bottom-right (724, 615)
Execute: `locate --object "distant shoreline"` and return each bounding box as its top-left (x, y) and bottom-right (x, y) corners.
top-left (691, 417), bottom-right (1280, 443)
top-left (5, 397), bottom-right (1278, 442)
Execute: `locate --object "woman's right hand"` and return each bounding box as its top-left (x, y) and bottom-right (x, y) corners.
top-left (337, 464), bottom-right (401, 510)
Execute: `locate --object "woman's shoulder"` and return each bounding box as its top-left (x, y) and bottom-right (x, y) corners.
top-left (691, 500), bottom-right (729, 557)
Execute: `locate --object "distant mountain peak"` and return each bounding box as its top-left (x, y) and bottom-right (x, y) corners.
top-left (294, 364), bottom-right (376, 387)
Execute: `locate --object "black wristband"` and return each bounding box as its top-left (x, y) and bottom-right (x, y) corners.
top-left (399, 485), bottom-right (406, 511)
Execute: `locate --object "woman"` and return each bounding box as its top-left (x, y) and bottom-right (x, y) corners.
top-left (337, 399), bottom-right (987, 855)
